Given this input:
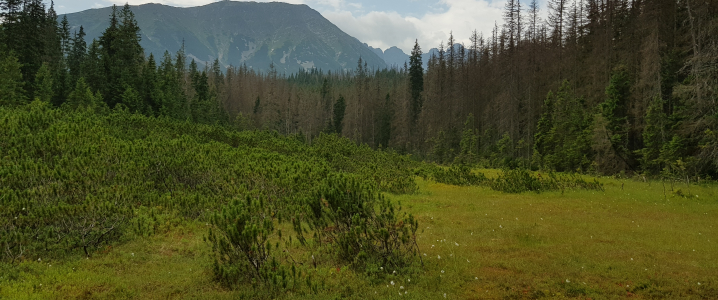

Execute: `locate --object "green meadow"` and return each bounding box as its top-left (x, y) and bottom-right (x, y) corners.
top-left (3, 175), bottom-right (716, 299)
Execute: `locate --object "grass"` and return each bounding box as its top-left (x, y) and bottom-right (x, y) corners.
top-left (1, 173), bottom-right (716, 299)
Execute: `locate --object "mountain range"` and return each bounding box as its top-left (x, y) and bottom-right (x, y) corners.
top-left (63, 1), bottom-right (387, 73)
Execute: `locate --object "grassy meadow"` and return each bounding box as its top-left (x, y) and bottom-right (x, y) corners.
top-left (2, 174), bottom-right (716, 299)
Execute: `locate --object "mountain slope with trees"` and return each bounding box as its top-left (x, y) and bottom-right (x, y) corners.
top-left (62, 1), bottom-right (387, 73)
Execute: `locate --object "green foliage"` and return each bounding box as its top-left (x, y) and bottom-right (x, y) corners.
top-left (121, 85), bottom-right (143, 114)
top-left (311, 134), bottom-right (418, 194)
top-left (0, 50), bottom-right (26, 106)
top-left (332, 95), bottom-right (346, 135)
top-left (375, 93), bottom-right (393, 148)
top-left (310, 174), bottom-right (419, 271)
top-left (63, 77), bottom-right (106, 113)
top-left (533, 81), bottom-right (593, 172)
top-left (454, 114), bottom-right (478, 165)
top-left (489, 169), bottom-right (603, 193)
top-left (207, 195), bottom-right (287, 288)
top-left (33, 63), bottom-right (53, 103)
top-left (0, 102), bottom-right (419, 266)
top-left (600, 66), bottom-right (632, 164)
top-left (418, 164), bottom-right (487, 186)
top-left (638, 96), bottom-right (669, 175)
top-left (409, 40), bottom-right (424, 126)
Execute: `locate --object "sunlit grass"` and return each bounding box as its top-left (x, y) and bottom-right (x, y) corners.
top-left (1, 175), bottom-right (716, 299)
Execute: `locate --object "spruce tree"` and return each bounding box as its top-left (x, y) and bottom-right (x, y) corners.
top-left (333, 95), bottom-right (347, 135)
top-left (34, 62), bottom-right (53, 102)
top-left (68, 26), bottom-right (87, 84)
top-left (376, 93), bottom-right (394, 148)
top-left (0, 49), bottom-right (26, 106)
top-left (600, 66), bottom-right (632, 167)
top-left (409, 40), bottom-right (424, 126)
top-left (64, 77), bottom-right (96, 110)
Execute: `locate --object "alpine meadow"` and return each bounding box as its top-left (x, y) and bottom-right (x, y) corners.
top-left (1, 0), bottom-right (717, 299)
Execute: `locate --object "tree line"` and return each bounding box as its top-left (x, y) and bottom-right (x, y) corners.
top-left (1, 0), bottom-right (717, 179)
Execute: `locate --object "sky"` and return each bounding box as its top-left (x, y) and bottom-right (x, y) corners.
top-left (52, 0), bottom-right (547, 54)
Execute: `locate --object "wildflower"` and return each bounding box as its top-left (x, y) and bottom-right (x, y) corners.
top-left (393, 270), bottom-right (396, 274)
top-left (499, 225), bottom-right (502, 228)
top-left (380, 267), bottom-right (383, 270)
top-left (407, 278), bottom-right (411, 282)
top-left (400, 286), bottom-right (404, 289)
top-left (437, 255), bottom-right (441, 259)
top-left (698, 282), bottom-right (701, 285)
top-left (441, 270), bottom-right (444, 273)
top-left (444, 293), bottom-right (447, 298)
top-left (566, 279), bottom-right (570, 283)
top-left (431, 245), bottom-right (435, 248)
top-left (391, 281), bottom-right (395, 286)
top-left (475, 277), bottom-right (478, 280)
top-left (455, 242), bottom-right (459, 246)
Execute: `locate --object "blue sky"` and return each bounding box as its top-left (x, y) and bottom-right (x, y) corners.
top-left (53, 0), bottom-right (546, 53)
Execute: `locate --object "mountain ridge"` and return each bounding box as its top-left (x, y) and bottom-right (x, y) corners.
top-left (63, 1), bottom-right (387, 73)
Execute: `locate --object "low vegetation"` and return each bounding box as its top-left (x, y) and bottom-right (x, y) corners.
top-left (0, 103), bottom-right (715, 299)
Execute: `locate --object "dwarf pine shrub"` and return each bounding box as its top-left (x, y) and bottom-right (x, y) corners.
top-left (310, 174), bottom-right (420, 272)
top-left (489, 169), bottom-right (603, 193)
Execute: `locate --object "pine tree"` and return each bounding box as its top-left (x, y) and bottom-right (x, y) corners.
top-left (34, 62), bottom-right (53, 102)
top-left (83, 39), bottom-right (104, 94)
top-left (600, 66), bottom-right (632, 167)
top-left (0, 49), bottom-right (26, 106)
top-left (408, 40), bottom-right (424, 126)
top-left (533, 91), bottom-right (555, 168)
top-left (376, 93), bottom-right (394, 148)
top-left (98, 4), bottom-right (144, 107)
top-left (121, 85), bottom-right (143, 113)
top-left (64, 77), bottom-right (96, 110)
top-left (333, 95), bottom-right (347, 135)
top-left (639, 96), bottom-right (668, 175)
top-left (68, 26), bottom-right (87, 84)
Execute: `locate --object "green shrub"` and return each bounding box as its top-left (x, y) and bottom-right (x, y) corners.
top-left (206, 195), bottom-right (290, 288)
top-left (419, 164), bottom-right (487, 186)
top-left (309, 174), bottom-right (420, 272)
top-left (489, 169), bottom-right (603, 193)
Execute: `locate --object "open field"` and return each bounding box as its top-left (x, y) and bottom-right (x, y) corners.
top-left (1, 175), bottom-right (716, 299)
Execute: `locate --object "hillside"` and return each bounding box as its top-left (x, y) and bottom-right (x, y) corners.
top-left (63, 1), bottom-right (387, 73)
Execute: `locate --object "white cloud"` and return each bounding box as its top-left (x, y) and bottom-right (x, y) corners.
top-left (324, 0), bottom-right (505, 53)
top-left (103, 0), bottom-right (509, 53)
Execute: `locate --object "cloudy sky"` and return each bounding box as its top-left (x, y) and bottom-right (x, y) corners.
top-left (53, 0), bottom-right (547, 53)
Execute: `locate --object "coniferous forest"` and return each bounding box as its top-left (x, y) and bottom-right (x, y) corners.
top-left (2, 1), bottom-right (717, 178)
top-left (1, 0), bottom-right (718, 298)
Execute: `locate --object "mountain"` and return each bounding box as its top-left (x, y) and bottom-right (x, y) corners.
top-left (367, 44), bottom-right (447, 70)
top-left (383, 47), bottom-right (410, 68)
top-left (63, 1), bottom-right (387, 73)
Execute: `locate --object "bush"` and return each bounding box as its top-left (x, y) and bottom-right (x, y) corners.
top-left (0, 103), bottom-right (419, 264)
top-left (419, 164), bottom-right (487, 186)
top-left (310, 174), bottom-right (420, 272)
top-left (489, 169), bottom-right (603, 193)
top-left (206, 195), bottom-right (288, 288)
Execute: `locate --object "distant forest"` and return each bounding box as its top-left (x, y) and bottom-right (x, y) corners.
top-left (1, 0), bottom-right (717, 178)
